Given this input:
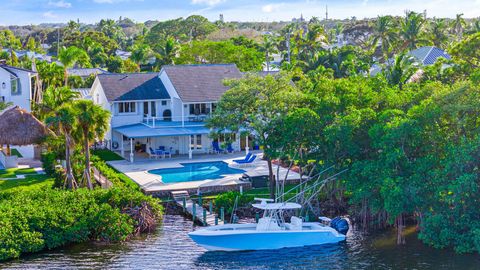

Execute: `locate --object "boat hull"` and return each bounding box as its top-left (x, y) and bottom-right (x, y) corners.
top-left (188, 223), bottom-right (346, 251)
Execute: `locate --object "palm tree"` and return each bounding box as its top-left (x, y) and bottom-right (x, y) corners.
top-left (400, 11), bottom-right (428, 51)
top-left (370, 15), bottom-right (397, 60)
top-left (46, 105), bottom-right (77, 189)
top-left (36, 86), bottom-right (79, 121)
top-left (155, 37), bottom-right (179, 68)
top-left (260, 35), bottom-right (278, 71)
top-left (382, 53), bottom-right (417, 89)
top-left (429, 18), bottom-right (449, 49)
top-left (72, 100), bottom-right (110, 190)
top-left (466, 19), bottom-right (480, 35)
top-left (452, 13), bottom-right (466, 41)
top-left (58, 46), bottom-right (90, 86)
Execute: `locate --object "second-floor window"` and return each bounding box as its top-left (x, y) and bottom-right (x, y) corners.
top-left (118, 102), bottom-right (136, 114)
top-left (189, 103), bottom-right (208, 115)
top-left (10, 75), bottom-right (20, 96)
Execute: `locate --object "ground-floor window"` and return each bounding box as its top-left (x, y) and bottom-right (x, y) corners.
top-left (190, 135), bottom-right (202, 150)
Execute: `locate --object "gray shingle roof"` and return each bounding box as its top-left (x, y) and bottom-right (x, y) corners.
top-left (97, 73), bottom-right (170, 102)
top-left (408, 46), bottom-right (451, 65)
top-left (67, 68), bottom-right (109, 77)
top-left (162, 64), bottom-right (243, 103)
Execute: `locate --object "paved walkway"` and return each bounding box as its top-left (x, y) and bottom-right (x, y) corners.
top-left (108, 152), bottom-right (300, 193)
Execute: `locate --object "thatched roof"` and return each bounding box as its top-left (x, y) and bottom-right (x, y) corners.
top-left (0, 106), bottom-right (52, 146)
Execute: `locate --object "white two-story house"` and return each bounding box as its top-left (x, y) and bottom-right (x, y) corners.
top-left (90, 64), bottom-right (255, 162)
top-left (0, 64), bottom-right (36, 161)
top-left (0, 64), bottom-right (35, 111)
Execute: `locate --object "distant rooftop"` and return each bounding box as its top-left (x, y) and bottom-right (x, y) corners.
top-left (408, 46), bottom-right (451, 65)
top-left (67, 68), bottom-right (109, 78)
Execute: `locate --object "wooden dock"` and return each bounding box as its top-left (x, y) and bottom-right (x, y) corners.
top-left (171, 190), bottom-right (224, 226)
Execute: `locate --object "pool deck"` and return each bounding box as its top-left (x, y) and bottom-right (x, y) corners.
top-left (107, 152), bottom-right (301, 196)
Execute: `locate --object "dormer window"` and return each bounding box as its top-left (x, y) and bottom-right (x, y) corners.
top-left (10, 75), bottom-right (20, 96)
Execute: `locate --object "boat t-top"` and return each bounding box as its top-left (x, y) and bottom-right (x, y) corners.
top-left (188, 198), bottom-right (348, 251)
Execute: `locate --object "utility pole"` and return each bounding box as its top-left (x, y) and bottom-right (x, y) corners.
top-left (326, 5), bottom-right (329, 21)
top-left (56, 27), bottom-right (60, 56)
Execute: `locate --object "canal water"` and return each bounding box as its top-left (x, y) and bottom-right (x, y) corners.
top-left (2, 215), bottom-right (480, 269)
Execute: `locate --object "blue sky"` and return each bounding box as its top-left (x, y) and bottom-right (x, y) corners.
top-left (1, 0), bottom-right (479, 25)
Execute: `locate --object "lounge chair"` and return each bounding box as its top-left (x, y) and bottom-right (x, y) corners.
top-left (212, 141), bottom-right (225, 154)
top-left (233, 153), bottom-right (252, 164)
top-left (234, 154), bottom-right (257, 165)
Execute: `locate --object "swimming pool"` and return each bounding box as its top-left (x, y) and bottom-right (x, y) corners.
top-left (148, 161), bottom-right (246, 183)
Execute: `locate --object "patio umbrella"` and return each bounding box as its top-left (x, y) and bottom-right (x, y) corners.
top-left (0, 106), bottom-right (53, 155)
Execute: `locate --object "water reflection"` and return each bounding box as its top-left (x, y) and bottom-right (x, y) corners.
top-left (2, 215), bottom-right (480, 270)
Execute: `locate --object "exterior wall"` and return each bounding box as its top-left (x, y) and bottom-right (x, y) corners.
top-left (0, 68), bottom-right (32, 111)
top-left (91, 78), bottom-right (113, 140)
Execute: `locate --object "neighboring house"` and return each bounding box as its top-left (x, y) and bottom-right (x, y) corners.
top-left (0, 64), bottom-right (37, 158)
top-left (408, 46), bottom-right (451, 65)
top-left (115, 50), bottom-right (132, 60)
top-left (0, 64), bottom-right (35, 111)
top-left (67, 68), bottom-right (109, 79)
top-left (90, 64), bottom-right (249, 161)
top-left (369, 46), bottom-right (451, 76)
top-left (2, 49), bottom-right (53, 63)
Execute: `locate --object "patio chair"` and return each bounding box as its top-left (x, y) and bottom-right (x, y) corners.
top-left (163, 147), bottom-right (172, 158)
top-left (155, 149), bottom-right (166, 159)
top-left (212, 141), bottom-right (224, 154)
top-left (226, 143), bottom-right (234, 153)
top-left (149, 147), bottom-right (160, 159)
top-left (233, 153), bottom-right (252, 164)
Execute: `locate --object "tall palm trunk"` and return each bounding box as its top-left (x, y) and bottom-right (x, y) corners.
top-left (266, 157), bottom-right (276, 199)
top-left (83, 128), bottom-right (93, 190)
top-left (64, 134), bottom-right (76, 189)
top-left (64, 69), bottom-right (68, 87)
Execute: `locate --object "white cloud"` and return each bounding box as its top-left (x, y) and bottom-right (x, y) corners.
top-left (362, 0), bottom-right (369, 6)
top-left (262, 3), bottom-right (285, 13)
top-left (48, 0), bottom-right (72, 8)
top-left (42, 11), bottom-right (58, 19)
top-left (92, 0), bottom-right (144, 3)
top-left (191, 0), bottom-right (225, 7)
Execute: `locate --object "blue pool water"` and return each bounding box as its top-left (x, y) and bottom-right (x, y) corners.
top-left (148, 161), bottom-right (246, 183)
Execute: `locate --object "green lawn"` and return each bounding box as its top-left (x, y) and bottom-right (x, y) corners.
top-left (92, 149), bottom-right (124, 161)
top-left (0, 168), bottom-right (53, 192)
top-left (0, 168), bottom-right (37, 179)
top-left (0, 175), bottom-right (53, 191)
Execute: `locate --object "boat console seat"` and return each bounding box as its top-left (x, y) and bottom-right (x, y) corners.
top-left (256, 217), bottom-right (281, 231)
top-left (285, 216), bottom-right (303, 231)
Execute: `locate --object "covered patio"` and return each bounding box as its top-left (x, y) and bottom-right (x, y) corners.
top-left (111, 122), bottom-right (256, 163)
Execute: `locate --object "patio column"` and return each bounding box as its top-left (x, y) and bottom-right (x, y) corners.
top-left (245, 135), bottom-right (249, 155)
top-left (181, 103), bottom-right (185, 127)
top-left (121, 136), bottom-right (125, 157)
top-left (129, 138), bottom-right (134, 163)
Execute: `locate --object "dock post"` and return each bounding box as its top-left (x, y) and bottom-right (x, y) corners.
top-left (255, 213), bottom-right (259, 223)
top-left (192, 203), bottom-right (196, 222)
top-left (220, 207), bottom-right (225, 222)
top-left (203, 209), bottom-right (207, 225)
top-left (198, 195), bottom-right (202, 207)
top-left (209, 201), bottom-right (213, 213)
top-left (215, 215), bottom-right (218, 225)
top-left (182, 197), bottom-right (186, 212)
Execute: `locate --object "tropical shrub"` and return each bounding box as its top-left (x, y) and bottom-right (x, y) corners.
top-left (214, 191), bottom-right (253, 214)
top-left (0, 187), bottom-right (162, 261)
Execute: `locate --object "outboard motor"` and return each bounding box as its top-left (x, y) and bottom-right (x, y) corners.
top-left (330, 217), bottom-right (349, 235)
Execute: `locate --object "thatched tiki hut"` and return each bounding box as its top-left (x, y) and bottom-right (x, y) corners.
top-left (0, 106), bottom-right (51, 167)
